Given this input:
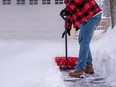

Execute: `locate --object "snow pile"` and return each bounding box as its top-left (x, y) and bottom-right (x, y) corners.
top-left (92, 26), bottom-right (116, 86)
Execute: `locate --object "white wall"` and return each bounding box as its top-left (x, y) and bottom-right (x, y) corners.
top-left (0, 2), bottom-right (65, 39)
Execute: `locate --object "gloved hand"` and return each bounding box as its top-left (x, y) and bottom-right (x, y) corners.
top-left (60, 8), bottom-right (70, 21)
top-left (65, 10), bottom-right (69, 16)
top-left (75, 26), bottom-right (80, 31)
top-left (62, 28), bottom-right (71, 38)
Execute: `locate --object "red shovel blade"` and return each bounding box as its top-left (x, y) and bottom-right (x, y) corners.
top-left (55, 56), bottom-right (78, 68)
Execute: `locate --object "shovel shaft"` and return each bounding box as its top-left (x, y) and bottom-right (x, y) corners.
top-left (65, 19), bottom-right (68, 60)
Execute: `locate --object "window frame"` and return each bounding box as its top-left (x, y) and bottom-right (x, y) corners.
top-left (55, 0), bottom-right (63, 4)
top-left (3, 0), bottom-right (11, 5)
top-left (29, 0), bottom-right (38, 5)
top-left (17, 0), bottom-right (25, 5)
top-left (42, 0), bottom-right (51, 5)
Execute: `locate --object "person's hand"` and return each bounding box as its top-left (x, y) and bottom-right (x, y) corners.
top-left (62, 28), bottom-right (71, 38)
top-left (65, 10), bottom-right (69, 16)
top-left (75, 26), bottom-right (80, 31)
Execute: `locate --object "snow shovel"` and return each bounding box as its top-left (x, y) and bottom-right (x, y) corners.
top-left (55, 18), bottom-right (78, 70)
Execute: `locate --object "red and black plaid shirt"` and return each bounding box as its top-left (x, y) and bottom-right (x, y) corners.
top-left (66, 0), bottom-right (101, 27)
top-left (66, 18), bottom-right (72, 29)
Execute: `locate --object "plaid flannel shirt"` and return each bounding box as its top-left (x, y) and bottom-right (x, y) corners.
top-left (66, 0), bottom-right (101, 27)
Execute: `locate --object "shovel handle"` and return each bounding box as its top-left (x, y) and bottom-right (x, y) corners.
top-left (65, 18), bottom-right (68, 60)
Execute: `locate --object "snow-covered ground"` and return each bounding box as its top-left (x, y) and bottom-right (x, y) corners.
top-left (0, 25), bottom-right (116, 87)
top-left (0, 39), bottom-right (66, 87)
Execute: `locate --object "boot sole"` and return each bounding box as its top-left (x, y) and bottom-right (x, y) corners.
top-left (85, 72), bottom-right (94, 74)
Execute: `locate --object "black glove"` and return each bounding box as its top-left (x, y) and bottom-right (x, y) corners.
top-left (65, 10), bottom-right (69, 16)
top-left (60, 8), bottom-right (69, 20)
top-left (75, 26), bottom-right (80, 31)
top-left (62, 28), bottom-right (71, 38)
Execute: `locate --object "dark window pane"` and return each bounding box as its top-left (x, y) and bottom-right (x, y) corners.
top-left (34, 2), bottom-right (38, 4)
top-left (30, 2), bottom-right (33, 4)
top-left (42, 2), bottom-right (46, 4)
top-left (47, 2), bottom-right (50, 4)
top-left (55, 2), bottom-right (58, 4)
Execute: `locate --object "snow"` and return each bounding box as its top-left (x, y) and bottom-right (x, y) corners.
top-left (0, 40), bottom-right (66, 87)
top-left (92, 26), bottom-right (116, 86)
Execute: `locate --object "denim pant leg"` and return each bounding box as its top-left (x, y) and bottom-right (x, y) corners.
top-left (86, 47), bottom-right (92, 67)
top-left (86, 14), bottom-right (102, 67)
top-left (75, 14), bottom-right (102, 71)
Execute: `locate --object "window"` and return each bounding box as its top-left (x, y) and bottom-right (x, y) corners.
top-left (3, 0), bottom-right (11, 5)
top-left (42, 0), bottom-right (50, 5)
top-left (30, 0), bottom-right (38, 4)
top-left (55, 0), bottom-right (63, 4)
top-left (17, 0), bottom-right (25, 5)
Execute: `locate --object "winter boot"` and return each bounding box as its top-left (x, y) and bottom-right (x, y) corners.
top-left (84, 65), bottom-right (94, 74)
top-left (69, 70), bottom-right (84, 78)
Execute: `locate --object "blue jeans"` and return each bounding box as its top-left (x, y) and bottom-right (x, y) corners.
top-left (75, 13), bottom-right (102, 71)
